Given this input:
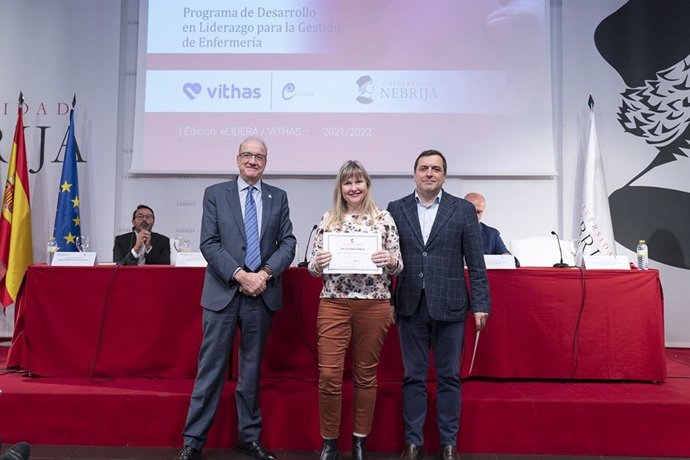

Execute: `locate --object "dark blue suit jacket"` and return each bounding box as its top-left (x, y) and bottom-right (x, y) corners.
top-left (387, 191), bottom-right (490, 322)
top-left (479, 222), bottom-right (510, 255)
top-left (199, 179), bottom-right (296, 312)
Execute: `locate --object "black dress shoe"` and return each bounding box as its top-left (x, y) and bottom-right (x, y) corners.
top-left (174, 446), bottom-right (201, 460)
top-left (0, 442), bottom-right (30, 460)
top-left (400, 444), bottom-right (423, 460)
top-left (237, 440), bottom-right (277, 460)
top-left (439, 446), bottom-right (459, 460)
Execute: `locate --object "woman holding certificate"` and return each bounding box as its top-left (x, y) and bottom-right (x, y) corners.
top-left (308, 160), bottom-right (403, 460)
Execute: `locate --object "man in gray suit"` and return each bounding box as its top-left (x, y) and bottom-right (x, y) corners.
top-left (176, 138), bottom-right (296, 460)
top-left (387, 150), bottom-right (490, 460)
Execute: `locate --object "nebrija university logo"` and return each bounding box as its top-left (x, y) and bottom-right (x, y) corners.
top-left (595, 0), bottom-right (690, 269)
top-left (355, 75), bottom-right (374, 105)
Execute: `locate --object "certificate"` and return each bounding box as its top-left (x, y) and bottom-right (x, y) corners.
top-left (323, 232), bottom-right (382, 274)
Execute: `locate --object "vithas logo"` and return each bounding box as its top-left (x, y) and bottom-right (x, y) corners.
top-left (182, 82), bottom-right (261, 100)
top-left (183, 82), bottom-right (202, 100)
top-left (206, 84), bottom-right (261, 99)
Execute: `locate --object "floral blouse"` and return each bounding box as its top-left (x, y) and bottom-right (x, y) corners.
top-left (308, 209), bottom-right (403, 299)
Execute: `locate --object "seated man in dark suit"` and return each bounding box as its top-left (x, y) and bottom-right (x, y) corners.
top-left (464, 193), bottom-right (511, 255)
top-left (113, 204), bottom-right (170, 265)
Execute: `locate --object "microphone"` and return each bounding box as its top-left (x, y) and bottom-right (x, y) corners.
top-left (129, 225), bottom-right (137, 253)
top-left (551, 230), bottom-right (570, 268)
top-left (298, 224), bottom-right (318, 267)
top-left (116, 228), bottom-right (137, 266)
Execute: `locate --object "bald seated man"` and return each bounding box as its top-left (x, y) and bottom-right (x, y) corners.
top-left (463, 193), bottom-right (511, 255)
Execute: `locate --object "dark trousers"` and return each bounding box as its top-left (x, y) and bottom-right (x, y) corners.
top-left (183, 294), bottom-right (273, 450)
top-left (397, 293), bottom-right (465, 446)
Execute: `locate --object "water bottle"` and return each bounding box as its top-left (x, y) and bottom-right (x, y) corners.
top-left (46, 236), bottom-right (58, 265)
top-left (636, 239), bottom-right (648, 270)
top-left (291, 242), bottom-right (300, 267)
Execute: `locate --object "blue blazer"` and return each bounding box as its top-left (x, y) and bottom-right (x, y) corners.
top-left (387, 191), bottom-right (490, 321)
top-left (199, 179), bottom-right (296, 312)
top-left (479, 222), bottom-right (510, 255)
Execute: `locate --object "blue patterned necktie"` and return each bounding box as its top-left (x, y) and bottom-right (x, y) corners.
top-left (244, 186), bottom-right (261, 271)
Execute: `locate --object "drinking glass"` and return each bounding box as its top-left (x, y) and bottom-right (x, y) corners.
top-left (75, 236), bottom-right (89, 253)
top-left (174, 236), bottom-right (191, 253)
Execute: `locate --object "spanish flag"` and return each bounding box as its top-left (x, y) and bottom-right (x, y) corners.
top-left (0, 94), bottom-right (33, 309)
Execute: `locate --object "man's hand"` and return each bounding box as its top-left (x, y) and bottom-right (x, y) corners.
top-left (133, 230), bottom-right (151, 252)
top-left (236, 270), bottom-right (268, 297)
top-left (474, 312), bottom-right (489, 331)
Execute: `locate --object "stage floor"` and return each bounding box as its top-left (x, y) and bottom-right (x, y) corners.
top-left (2, 344), bottom-right (690, 458)
top-left (0, 444), bottom-right (682, 460)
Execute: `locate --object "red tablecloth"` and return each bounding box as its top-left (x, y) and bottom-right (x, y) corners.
top-left (6, 265), bottom-right (666, 381)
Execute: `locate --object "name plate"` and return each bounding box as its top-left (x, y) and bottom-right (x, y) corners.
top-left (175, 252), bottom-right (208, 267)
top-left (484, 254), bottom-right (517, 269)
top-left (584, 255), bottom-right (631, 270)
top-left (51, 252), bottom-right (97, 266)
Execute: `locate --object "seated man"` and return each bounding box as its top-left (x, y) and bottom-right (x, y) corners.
top-left (113, 204), bottom-right (170, 265)
top-left (464, 192), bottom-right (511, 255)
top-left (0, 442), bottom-right (30, 460)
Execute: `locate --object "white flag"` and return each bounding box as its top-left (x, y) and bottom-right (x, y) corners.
top-left (576, 101), bottom-right (616, 266)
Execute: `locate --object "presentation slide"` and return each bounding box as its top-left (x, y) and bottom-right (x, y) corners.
top-left (132, 0), bottom-right (554, 175)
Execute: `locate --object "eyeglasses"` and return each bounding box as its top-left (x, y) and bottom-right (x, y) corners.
top-left (239, 152), bottom-right (267, 162)
top-left (135, 214), bottom-right (154, 220)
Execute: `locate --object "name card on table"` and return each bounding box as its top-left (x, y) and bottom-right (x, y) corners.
top-left (584, 255), bottom-right (631, 270)
top-left (484, 254), bottom-right (517, 269)
top-left (51, 252), bottom-right (97, 266)
top-left (175, 252), bottom-right (208, 267)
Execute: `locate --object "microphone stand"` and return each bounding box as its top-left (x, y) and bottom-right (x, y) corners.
top-left (298, 225), bottom-right (317, 267)
top-left (116, 227), bottom-right (137, 266)
top-left (551, 231), bottom-right (570, 268)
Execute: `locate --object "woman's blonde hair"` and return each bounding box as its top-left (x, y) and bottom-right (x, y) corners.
top-left (323, 160), bottom-right (378, 230)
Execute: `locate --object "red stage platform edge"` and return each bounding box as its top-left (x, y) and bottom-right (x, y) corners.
top-left (0, 266), bottom-right (678, 456)
top-left (1, 365), bottom-right (690, 457)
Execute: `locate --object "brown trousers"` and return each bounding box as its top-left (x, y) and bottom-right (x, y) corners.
top-left (317, 298), bottom-right (393, 438)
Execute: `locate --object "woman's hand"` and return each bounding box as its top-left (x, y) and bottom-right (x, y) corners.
top-left (314, 250), bottom-right (333, 270)
top-left (372, 250), bottom-right (397, 269)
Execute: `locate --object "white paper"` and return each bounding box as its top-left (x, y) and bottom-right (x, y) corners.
top-left (468, 329), bottom-right (481, 375)
top-left (175, 252), bottom-right (208, 267)
top-left (323, 232), bottom-right (381, 274)
top-left (51, 252), bottom-right (97, 266)
top-left (484, 254), bottom-right (517, 269)
top-left (583, 255), bottom-right (630, 270)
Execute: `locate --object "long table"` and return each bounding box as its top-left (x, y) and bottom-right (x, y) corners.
top-left (6, 265), bottom-right (666, 381)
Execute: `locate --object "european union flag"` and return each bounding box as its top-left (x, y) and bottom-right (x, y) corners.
top-left (53, 101), bottom-right (81, 251)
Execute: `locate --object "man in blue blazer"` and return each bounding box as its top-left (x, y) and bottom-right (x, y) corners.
top-left (176, 138), bottom-right (296, 460)
top-left (463, 192), bottom-right (511, 255)
top-left (387, 150), bottom-right (490, 460)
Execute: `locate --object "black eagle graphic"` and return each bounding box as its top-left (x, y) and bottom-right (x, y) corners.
top-left (595, 0), bottom-right (690, 269)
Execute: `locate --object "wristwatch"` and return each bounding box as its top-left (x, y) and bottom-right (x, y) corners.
top-left (260, 265), bottom-right (273, 281)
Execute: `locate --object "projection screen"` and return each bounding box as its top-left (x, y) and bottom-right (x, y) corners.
top-left (132, 0), bottom-right (554, 176)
